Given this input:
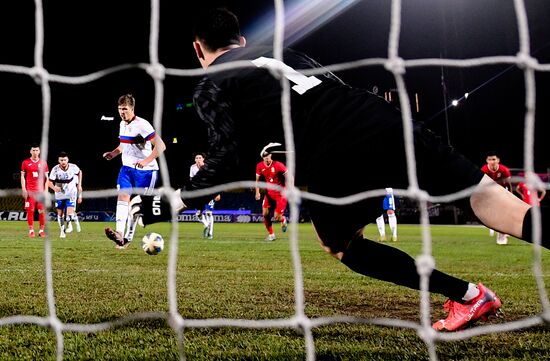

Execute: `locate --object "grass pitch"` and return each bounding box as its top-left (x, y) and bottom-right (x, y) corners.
top-left (0, 221), bottom-right (549, 360)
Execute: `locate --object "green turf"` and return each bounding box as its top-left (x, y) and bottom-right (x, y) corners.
top-left (0, 221), bottom-right (549, 360)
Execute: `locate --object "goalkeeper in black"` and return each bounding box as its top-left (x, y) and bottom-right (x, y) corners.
top-left (130, 7), bottom-right (548, 331)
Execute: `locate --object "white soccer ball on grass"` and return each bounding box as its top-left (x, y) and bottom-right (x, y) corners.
top-left (141, 232), bottom-right (164, 255)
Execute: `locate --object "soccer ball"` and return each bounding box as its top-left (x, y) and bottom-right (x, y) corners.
top-left (141, 232), bottom-right (164, 255)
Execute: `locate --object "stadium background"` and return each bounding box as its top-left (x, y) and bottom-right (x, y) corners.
top-left (1, 0), bottom-right (549, 220)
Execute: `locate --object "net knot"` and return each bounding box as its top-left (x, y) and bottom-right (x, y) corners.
top-left (415, 254), bottom-right (435, 276)
top-left (147, 64), bottom-right (166, 80)
top-left (284, 186), bottom-right (301, 204)
top-left (29, 67), bottom-right (49, 84)
top-left (516, 52), bottom-right (538, 70)
top-left (417, 325), bottom-right (437, 343)
top-left (384, 57), bottom-right (406, 75)
top-left (168, 313), bottom-right (185, 331)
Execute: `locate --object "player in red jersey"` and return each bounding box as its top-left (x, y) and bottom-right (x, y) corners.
top-left (516, 180), bottom-right (546, 207)
top-left (20, 144), bottom-right (50, 238)
top-left (481, 151), bottom-right (513, 244)
top-left (255, 143), bottom-right (289, 241)
top-left (481, 151), bottom-right (512, 190)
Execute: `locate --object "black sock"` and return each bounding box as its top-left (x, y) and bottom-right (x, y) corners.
top-left (521, 206), bottom-right (550, 249)
top-left (341, 238), bottom-right (469, 302)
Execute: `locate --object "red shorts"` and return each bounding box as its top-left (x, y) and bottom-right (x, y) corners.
top-left (262, 192), bottom-right (288, 215)
top-left (24, 195), bottom-right (45, 212)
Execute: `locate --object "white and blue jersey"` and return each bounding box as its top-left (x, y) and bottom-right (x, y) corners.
top-left (117, 116), bottom-right (159, 195)
top-left (119, 116), bottom-right (159, 171)
top-left (383, 192), bottom-right (396, 211)
top-left (50, 163), bottom-right (80, 210)
top-left (49, 163), bottom-right (80, 201)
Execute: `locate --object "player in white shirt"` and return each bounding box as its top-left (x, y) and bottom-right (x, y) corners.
top-left (376, 188), bottom-right (398, 242)
top-left (190, 152), bottom-right (221, 239)
top-left (102, 94), bottom-right (166, 248)
top-left (48, 151), bottom-right (83, 238)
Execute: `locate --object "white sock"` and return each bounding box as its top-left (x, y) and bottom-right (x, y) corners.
top-left (57, 215), bottom-right (65, 232)
top-left (376, 215), bottom-right (386, 237)
top-left (388, 213), bottom-right (397, 237)
top-left (462, 283), bottom-right (480, 302)
top-left (200, 213), bottom-right (209, 227)
top-left (71, 214), bottom-right (81, 231)
top-left (208, 214), bottom-right (214, 236)
top-left (116, 201), bottom-right (129, 234)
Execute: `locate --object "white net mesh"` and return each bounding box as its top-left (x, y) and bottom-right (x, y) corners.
top-left (0, 0), bottom-right (548, 360)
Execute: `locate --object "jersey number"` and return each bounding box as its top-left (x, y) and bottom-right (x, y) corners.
top-left (252, 56), bottom-right (322, 95)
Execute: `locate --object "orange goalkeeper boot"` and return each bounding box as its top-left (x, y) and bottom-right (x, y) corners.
top-left (433, 283), bottom-right (502, 331)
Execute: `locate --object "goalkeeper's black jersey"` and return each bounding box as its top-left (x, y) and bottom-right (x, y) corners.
top-left (189, 46), bottom-right (482, 208)
top-left (191, 47), bottom-right (395, 190)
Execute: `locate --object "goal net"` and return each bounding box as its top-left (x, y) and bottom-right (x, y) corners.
top-left (0, 0), bottom-right (548, 360)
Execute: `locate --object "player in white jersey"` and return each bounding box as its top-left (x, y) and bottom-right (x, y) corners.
top-left (190, 152), bottom-right (221, 239)
top-left (48, 151), bottom-right (83, 238)
top-left (376, 188), bottom-right (398, 242)
top-left (102, 94), bottom-right (166, 248)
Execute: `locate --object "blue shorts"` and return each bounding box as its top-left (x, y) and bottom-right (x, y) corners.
top-left (55, 198), bottom-right (76, 210)
top-left (117, 165), bottom-right (158, 195)
top-left (383, 194), bottom-right (395, 211)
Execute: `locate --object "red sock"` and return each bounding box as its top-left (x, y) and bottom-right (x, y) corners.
top-left (38, 212), bottom-right (45, 230)
top-left (264, 218), bottom-right (273, 234)
top-left (27, 210), bottom-right (34, 229)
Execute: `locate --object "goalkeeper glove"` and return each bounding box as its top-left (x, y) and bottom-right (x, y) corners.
top-left (129, 189), bottom-right (186, 226)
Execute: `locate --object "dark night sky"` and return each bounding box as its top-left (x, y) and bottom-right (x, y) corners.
top-left (1, 0), bottom-right (550, 191)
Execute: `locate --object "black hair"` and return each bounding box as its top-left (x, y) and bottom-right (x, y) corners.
top-left (192, 7), bottom-right (241, 52)
top-left (58, 151), bottom-right (68, 158)
top-left (485, 150), bottom-right (499, 158)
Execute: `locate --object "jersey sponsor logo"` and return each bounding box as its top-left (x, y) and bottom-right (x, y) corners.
top-left (151, 195), bottom-right (162, 216)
